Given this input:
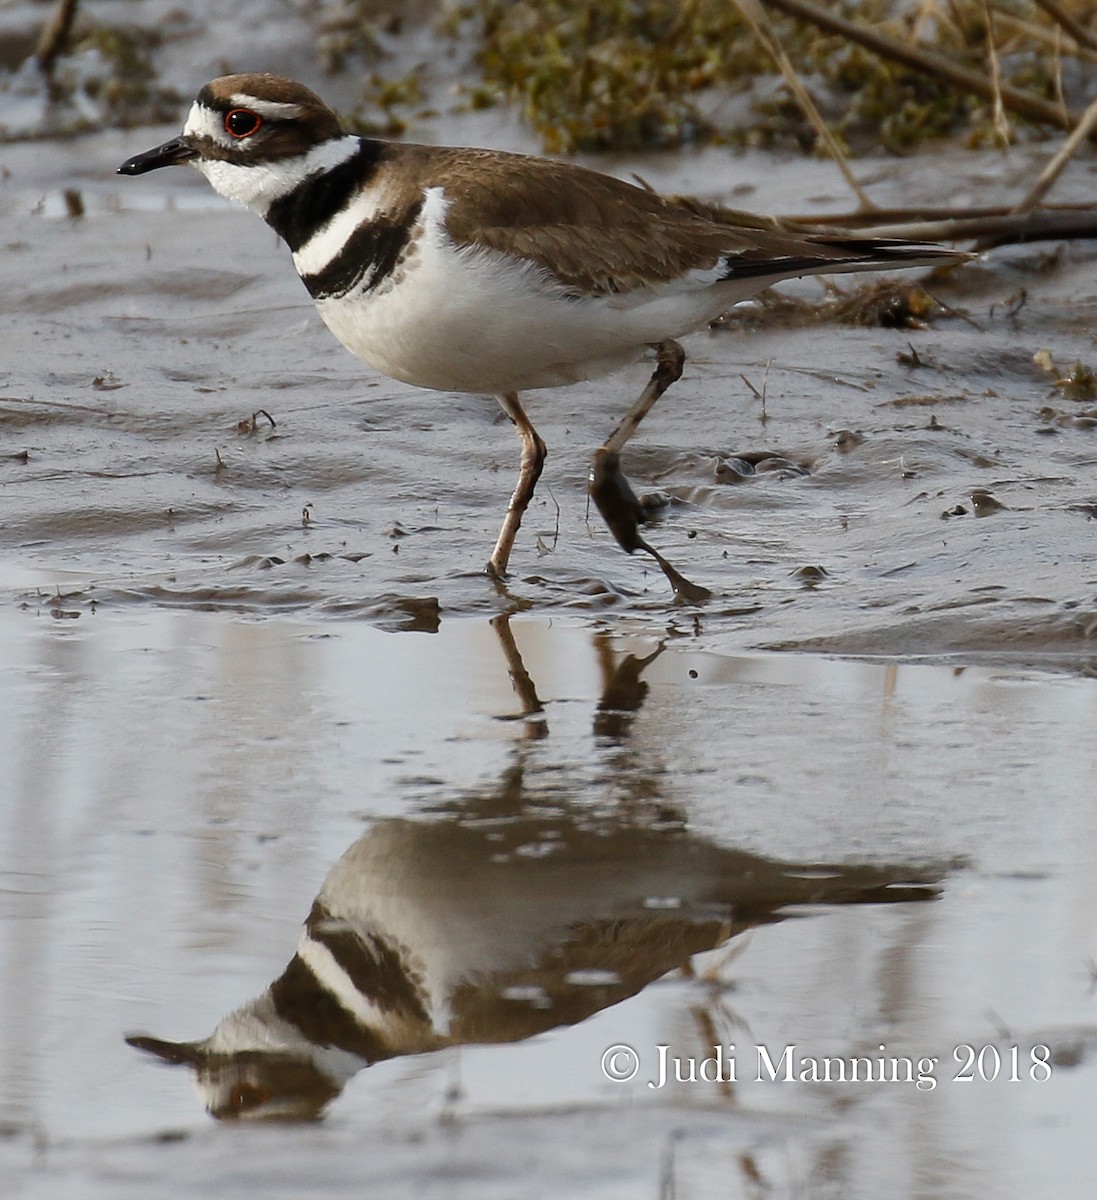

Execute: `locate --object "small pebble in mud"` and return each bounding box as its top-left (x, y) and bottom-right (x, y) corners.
top-left (754, 456), bottom-right (809, 477)
top-left (714, 456), bottom-right (756, 482)
top-left (792, 564), bottom-right (829, 586)
top-left (970, 489), bottom-right (1006, 517)
top-left (639, 490), bottom-right (672, 517)
top-left (1040, 406), bottom-right (1097, 430)
top-left (715, 452), bottom-right (811, 481)
top-left (832, 429), bottom-right (864, 451)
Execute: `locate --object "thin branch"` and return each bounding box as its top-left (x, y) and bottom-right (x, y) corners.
top-left (1030, 0), bottom-right (1097, 53)
top-left (34, 0), bottom-right (79, 75)
top-left (989, 7), bottom-right (1097, 65)
top-left (1012, 92), bottom-right (1097, 214)
top-left (795, 207), bottom-right (1097, 248)
top-left (793, 200), bottom-right (1090, 226)
top-left (763, 0), bottom-right (1084, 132)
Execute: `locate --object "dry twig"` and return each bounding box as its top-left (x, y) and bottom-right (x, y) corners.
top-left (34, 0), bottom-right (79, 75)
top-left (779, 200), bottom-right (1097, 249)
top-left (763, 0), bottom-right (1085, 132)
top-left (1030, 0), bottom-right (1097, 52)
top-left (1012, 93), bottom-right (1097, 214)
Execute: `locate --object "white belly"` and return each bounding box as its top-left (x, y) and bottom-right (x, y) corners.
top-left (313, 251), bottom-right (635, 394)
top-left (305, 190), bottom-right (753, 396)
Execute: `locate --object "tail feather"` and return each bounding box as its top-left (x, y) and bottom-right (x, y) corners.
top-left (666, 195), bottom-right (972, 284)
top-left (718, 238), bottom-right (971, 285)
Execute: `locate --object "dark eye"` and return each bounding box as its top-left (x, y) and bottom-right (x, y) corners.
top-left (224, 109), bottom-right (262, 139)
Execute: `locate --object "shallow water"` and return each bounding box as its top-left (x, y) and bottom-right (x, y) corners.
top-left (1, 606), bottom-right (1095, 1198)
top-left (3, 23), bottom-right (1097, 1197)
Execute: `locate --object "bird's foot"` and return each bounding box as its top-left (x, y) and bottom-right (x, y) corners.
top-left (589, 448), bottom-right (711, 604)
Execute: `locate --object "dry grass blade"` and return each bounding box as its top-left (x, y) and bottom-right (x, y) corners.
top-left (731, 0), bottom-right (875, 211)
top-left (981, 0), bottom-right (1012, 145)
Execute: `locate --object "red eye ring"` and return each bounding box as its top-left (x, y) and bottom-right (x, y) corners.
top-left (224, 109), bottom-right (262, 139)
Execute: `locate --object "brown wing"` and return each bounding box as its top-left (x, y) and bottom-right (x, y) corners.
top-left (390, 143), bottom-right (961, 295)
top-left (401, 145), bottom-right (747, 294)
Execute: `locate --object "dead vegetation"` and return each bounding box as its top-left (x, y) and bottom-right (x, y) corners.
top-left (712, 279), bottom-right (951, 331)
top-left (11, 1), bottom-right (1097, 258)
top-left (456, 0), bottom-right (1097, 155)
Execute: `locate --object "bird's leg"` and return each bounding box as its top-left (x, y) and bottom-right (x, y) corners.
top-left (487, 392), bottom-right (547, 579)
top-left (600, 339), bottom-right (685, 459)
top-left (589, 340), bottom-right (711, 603)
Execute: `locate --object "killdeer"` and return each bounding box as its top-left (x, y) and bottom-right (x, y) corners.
top-left (119, 74), bottom-right (967, 599)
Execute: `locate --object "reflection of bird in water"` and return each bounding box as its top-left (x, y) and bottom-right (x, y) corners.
top-left (128, 815), bottom-right (941, 1121)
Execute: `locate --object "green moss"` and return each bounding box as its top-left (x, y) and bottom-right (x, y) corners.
top-left (466, 0), bottom-right (755, 153)
top-left (346, 65), bottom-right (435, 138)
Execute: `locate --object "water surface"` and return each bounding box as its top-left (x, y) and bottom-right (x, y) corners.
top-left (2, 606), bottom-right (1095, 1198)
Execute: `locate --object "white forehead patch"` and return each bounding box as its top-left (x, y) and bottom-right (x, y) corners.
top-left (182, 101), bottom-right (229, 145)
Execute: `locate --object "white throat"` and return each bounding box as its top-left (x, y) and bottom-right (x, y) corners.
top-left (182, 102), bottom-right (360, 215)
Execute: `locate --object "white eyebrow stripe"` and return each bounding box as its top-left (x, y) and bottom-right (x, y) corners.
top-left (228, 96), bottom-right (305, 118)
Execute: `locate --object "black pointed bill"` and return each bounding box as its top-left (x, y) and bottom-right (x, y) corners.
top-left (118, 137), bottom-right (198, 176)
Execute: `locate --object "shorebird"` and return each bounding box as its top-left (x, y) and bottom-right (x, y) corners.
top-left (119, 74), bottom-right (965, 599)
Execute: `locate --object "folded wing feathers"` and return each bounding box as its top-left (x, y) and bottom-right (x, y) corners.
top-left (423, 148), bottom-right (964, 295)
